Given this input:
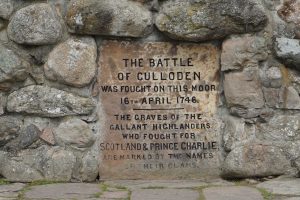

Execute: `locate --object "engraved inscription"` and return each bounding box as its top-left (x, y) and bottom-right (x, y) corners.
top-left (98, 41), bottom-right (221, 180)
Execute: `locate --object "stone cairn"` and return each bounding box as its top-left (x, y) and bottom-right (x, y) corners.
top-left (0, 0), bottom-right (299, 182)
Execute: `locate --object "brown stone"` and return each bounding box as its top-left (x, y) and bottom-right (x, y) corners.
top-left (98, 40), bottom-right (221, 179)
top-left (224, 68), bottom-right (265, 109)
top-left (40, 128), bottom-right (55, 145)
top-left (278, 0), bottom-right (300, 38)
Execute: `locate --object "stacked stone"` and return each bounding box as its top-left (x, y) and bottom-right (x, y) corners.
top-left (0, 0), bottom-right (299, 182)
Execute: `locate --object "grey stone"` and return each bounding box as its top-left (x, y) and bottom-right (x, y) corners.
top-left (43, 147), bottom-right (76, 181)
top-left (80, 150), bottom-right (99, 182)
top-left (1, 157), bottom-right (44, 182)
top-left (257, 114), bottom-right (300, 141)
top-left (7, 85), bottom-right (95, 117)
top-left (256, 177), bottom-right (300, 195)
top-left (48, 0), bottom-right (71, 18)
top-left (155, 0), bottom-right (267, 42)
top-left (7, 3), bottom-right (63, 45)
top-left (0, 183), bottom-right (26, 198)
top-left (0, 145), bottom-right (77, 182)
top-left (222, 143), bottom-right (291, 178)
top-left (274, 38), bottom-right (300, 71)
top-left (203, 186), bottom-right (263, 200)
top-left (224, 68), bottom-right (264, 117)
top-left (263, 87), bottom-right (281, 108)
top-left (54, 118), bottom-right (95, 149)
top-left (0, 44), bottom-right (30, 83)
top-left (66, 0), bottom-right (153, 37)
top-left (290, 69), bottom-right (300, 94)
top-left (0, 0), bottom-right (14, 19)
top-left (0, 93), bottom-right (6, 115)
top-left (222, 116), bottom-right (255, 152)
top-left (263, 86), bottom-right (300, 109)
top-left (221, 35), bottom-right (268, 71)
top-left (17, 124), bottom-right (41, 149)
top-left (23, 45), bottom-right (55, 66)
top-left (24, 183), bottom-right (101, 199)
top-left (261, 67), bottom-right (283, 88)
top-left (0, 116), bottom-right (21, 147)
top-left (279, 86), bottom-right (300, 110)
top-left (131, 189), bottom-right (199, 200)
top-left (268, 11), bottom-right (296, 38)
top-left (44, 36), bottom-right (97, 87)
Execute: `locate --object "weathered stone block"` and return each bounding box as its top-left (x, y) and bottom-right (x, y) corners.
top-left (224, 68), bottom-right (264, 110)
top-left (222, 35), bottom-right (268, 71)
top-left (7, 85), bottom-right (95, 117)
top-left (44, 36), bottom-right (97, 87)
top-left (156, 0), bottom-right (268, 41)
top-left (66, 0), bottom-right (153, 37)
top-left (54, 118), bottom-right (96, 149)
top-left (222, 143), bottom-right (291, 178)
top-left (274, 38), bottom-right (300, 71)
top-left (7, 3), bottom-right (63, 45)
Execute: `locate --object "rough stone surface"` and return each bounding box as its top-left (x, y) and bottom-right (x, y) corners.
top-left (222, 116), bottom-right (255, 152)
top-left (0, 116), bottom-right (21, 147)
top-left (203, 186), bottom-right (263, 200)
top-left (222, 143), bottom-right (291, 178)
top-left (224, 68), bottom-right (264, 117)
top-left (257, 114), bottom-right (300, 141)
top-left (7, 85), bottom-right (95, 117)
top-left (131, 189), bottom-right (199, 200)
top-left (39, 128), bottom-right (55, 145)
top-left (54, 118), bottom-right (96, 149)
top-left (256, 177), bottom-right (300, 195)
top-left (221, 35), bottom-right (268, 71)
top-left (0, 0), bottom-right (15, 19)
top-left (0, 183), bottom-right (26, 198)
top-left (281, 86), bottom-right (300, 109)
top-left (261, 66), bottom-right (283, 88)
top-left (0, 146), bottom-right (77, 182)
top-left (274, 38), bottom-right (300, 71)
top-left (66, 0), bottom-right (153, 37)
top-left (43, 147), bottom-right (76, 181)
top-left (44, 36), bottom-right (97, 87)
top-left (7, 3), bottom-right (63, 45)
top-left (0, 93), bottom-right (6, 115)
top-left (80, 150), bottom-right (99, 182)
top-left (0, 44), bottom-right (30, 83)
top-left (1, 155), bottom-right (44, 182)
top-left (263, 85), bottom-right (300, 109)
top-left (18, 124), bottom-right (41, 149)
top-left (24, 183), bottom-right (101, 199)
top-left (278, 0), bottom-right (300, 38)
top-left (156, 0), bottom-right (268, 41)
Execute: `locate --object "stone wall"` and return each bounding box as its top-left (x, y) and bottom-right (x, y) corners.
top-left (0, 0), bottom-right (299, 182)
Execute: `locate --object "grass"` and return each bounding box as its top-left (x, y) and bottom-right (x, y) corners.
top-left (27, 179), bottom-right (65, 186)
top-left (0, 178), bottom-right (10, 185)
top-left (96, 182), bottom-right (131, 200)
top-left (258, 188), bottom-right (273, 200)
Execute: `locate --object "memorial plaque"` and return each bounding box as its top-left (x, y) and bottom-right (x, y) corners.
top-left (98, 41), bottom-right (221, 179)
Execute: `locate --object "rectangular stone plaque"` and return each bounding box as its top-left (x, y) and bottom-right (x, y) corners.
top-left (98, 40), bottom-right (221, 180)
